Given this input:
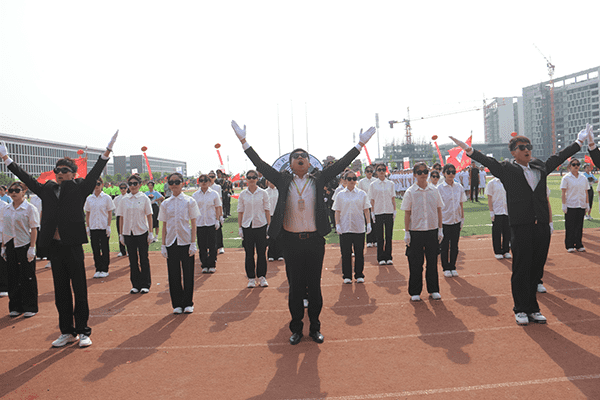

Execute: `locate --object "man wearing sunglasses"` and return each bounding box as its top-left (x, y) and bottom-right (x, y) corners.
top-left (231, 120), bottom-right (375, 345)
top-left (450, 124), bottom-right (594, 326)
top-left (0, 131), bottom-right (118, 348)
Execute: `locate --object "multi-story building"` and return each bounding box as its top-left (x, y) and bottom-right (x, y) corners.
top-left (112, 155), bottom-right (187, 178)
top-left (484, 97), bottom-right (524, 144)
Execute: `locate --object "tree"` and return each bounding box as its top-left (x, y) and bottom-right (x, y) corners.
top-left (0, 172), bottom-right (14, 187)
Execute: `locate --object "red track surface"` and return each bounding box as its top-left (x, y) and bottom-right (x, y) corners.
top-left (1, 230), bottom-right (599, 399)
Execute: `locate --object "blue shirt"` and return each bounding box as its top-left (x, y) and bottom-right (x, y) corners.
top-left (144, 190), bottom-right (163, 205)
top-left (0, 194), bottom-right (12, 204)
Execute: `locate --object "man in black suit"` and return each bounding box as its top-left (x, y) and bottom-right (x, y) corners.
top-left (0, 132), bottom-right (118, 347)
top-left (469, 162), bottom-right (479, 202)
top-left (450, 127), bottom-right (592, 326)
top-left (232, 120), bottom-right (375, 345)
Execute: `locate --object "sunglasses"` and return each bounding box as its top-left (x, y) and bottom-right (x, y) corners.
top-left (128, 181), bottom-right (139, 186)
top-left (291, 152), bottom-right (309, 159)
top-left (96, 182), bottom-right (102, 186)
top-left (53, 167), bottom-right (73, 174)
top-left (446, 170), bottom-right (456, 175)
top-left (415, 169), bottom-right (429, 175)
top-left (168, 180), bottom-right (182, 186)
top-left (515, 144), bottom-right (533, 151)
top-left (8, 188), bottom-right (22, 194)
top-left (246, 176), bottom-right (258, 180)
top-left (119, 186), bottom-right (127, 190)
top-left (365, 170), bottom-right (374, 173)
top-left (198, 178), bottom-right (208, 183)
top-left (571, 163), bottom-right (580, 167)
top-left (376, 168), bottom-right (386, 172)
top-left (431, 174), bottom-right (440, 179)
top-left (208, 175), bottom-right (216, 179)
top-left (346, 176), bottom-right (358, 181)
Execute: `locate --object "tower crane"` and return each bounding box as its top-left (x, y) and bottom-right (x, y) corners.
top-left (534, 44), bottom-right (556, 153)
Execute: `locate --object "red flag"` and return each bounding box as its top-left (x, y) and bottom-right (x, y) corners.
top-left (434, 141), bottom-right (444, 166)
top-left (446, 135), bottom-right (472, 172)
top-left (356, 170), bottom-right (361, 177)
top-left (142, 152), bottom-right (153, 180)
top-left (585, 155), bottom-right (592, 165)
top-left (231, 173), bottom-right (241, 182)
top-left (37, 156), bottom-right (88, 183)
top-left (363, 145), bottom-right (372, 165)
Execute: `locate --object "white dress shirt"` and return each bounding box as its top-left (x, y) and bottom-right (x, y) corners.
top-left (2, 201), bottom-right (40, 247)
top-left (479, 169), bottom-right (487, 187)
top-left (283, 174), bottom-right (317, 233)
top-left (332, 185), bottom-right (345, 201)
top-left (116, 192), bottom-right (153, 236)
top-left (84, 191), bottom-right (115, 230)
top-left (238, 187), bottom-right (270, 229)
top-left (400, 183), bottom-right (444, 231)
top-left (158, 193), bottom-right (201, 246)
top-left (560, 172), bottom-right (589, 209)
top-left (265, 186), bottom-right (278, 216)
top-left (192, 188), bottom-right (221, 227)
top-left (369, 178), bottom-right (395, 215)
top-left (210, 183), bottom-right (222, 199)
top-left (485, 178), bottom-right (508, 215)
top-left (357, 176), bottom-right (376, 193)
top-left (29, 194), bottom-right (42, 220)
top-left (332, 187), bottom-right (370, 234)
top-left (516, 163), bottom-right (541, 191)
top-left (437, 180), bottom-right (467, 225)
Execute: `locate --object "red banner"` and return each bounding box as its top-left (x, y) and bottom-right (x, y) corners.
top-left (143, 152), bottom-right (153, 180)
top-left (434, 141), bottom-right (444, 166)
top-left (231, 173), bottom-right (241, 182)
top-left (363, 145), bottom-right (372, 165)
top-left (37, 157), bottom-right (88, 183)
top-left (446, 135), bottom-right (472, 172)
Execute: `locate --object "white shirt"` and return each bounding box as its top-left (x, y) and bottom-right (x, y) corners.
top-left (29, 194), bottom-right (42, 219)
top-left (2, 201), bottom-right (40, 247)
top-left (437, 180), bottom-right (467, 225)
top-left (265, 186), bottom-right (279, 217)
top-left (357, 176), bottom-right (376, 193)
top-left (283, 174), bottom-right (317, 233)
top-left (332, 185), bottom-right (345, 201)
top-left (192, 188), bottom-right (221, 227)
top-left (113, 193), bottom-right (125, 215)
top-left (211, 183), bottom-right (222, 199)
top-left (158, 193), bottom-right (201, 246)
top-left (459, 171), bottom-right (470, 189)
top-left (84, 191), bottom-right (115, 230)
top-left (116, 192), bottom-right (153, 236)
top-left (400, 183), bottom-right (444, 231)
top-left (368, 178), bottom-right (395, 215)
top-left (332, 187), bottom-right (370, 234)
top-left (560, 172), bottom-right (589, 209)
top-left (479, 169), bottom-right (487, 187)
top-left (485, 178), bottom-right (508, 215)
top-left (238, 187), bottom-right (270, 229)
top-left (517, 163), bottom-right (541, 191)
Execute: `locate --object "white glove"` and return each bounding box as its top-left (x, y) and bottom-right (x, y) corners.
top-left (460, 219), bottom-right (464, 229)
top-left (231, 120), bottom-right (247, 141)
top-left (586, 204), bottom-right (590, 212)
top-left (549, 222), bottom-right (554, 235)
top-left (215, 220), bottom-right (220, 230)
top-left (490, 211), bottom-right (495, 220)
top-left (587, 123), bottom-right (596, 149)
top-left (577, 127), bottom-right (588, 144)
top-left (161, 245), bottom-right (168, 258)
top-left (238, 227), bottom-right (244, 238)
top-left (189, 243), bottom-right (197, 257)
top-left (562, 204), bottom-right (567, 213)
top-left (27, 247), bottom-right (36, 262)
top-left (449, 136), bottom-right (472, 153)
top-left (119, 234), bottom-right (125, 245)
top-left (366, 223), bottom-right (372, 235)
top-left (336, 224), bottom-right (342, 234)
top-left (358, 127), bottom-right (376, 145)
top-left (0, 141), bottom-right (7, 157)
top-left (393, 210), bottom-right (396, 220)
top-left (106, 226), bottom-right (111, 237)
top-left (107, 130), bottom-right (119, 151)
top-left (438, 228), bottom-right (444, 244)
top-left (220, 216), bottom-right (224, 224)
top-left (371, 212), bottom-right (376, 223)
top-left (86, 227), bottom-right (90, 236)
top-left (0, 247), bottom-right (5, 260)
top-left (404, 231), bottom-right (411, 246)
top-left (147, 232), bottom-right (154, 244)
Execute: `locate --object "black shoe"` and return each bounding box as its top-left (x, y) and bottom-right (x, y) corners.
top-left (290, 332), bottom-right (303, 345)
top-left (309, 331), bottom-right (324, 343)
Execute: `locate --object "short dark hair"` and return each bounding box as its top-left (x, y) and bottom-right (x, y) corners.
top-left (442, 164), bottom-right (456, 174)
top-left (148, 181), bottom-right (155, 187)
top-left (412, 162), bottom-right (428, 174)
top-left (167, 172), bottom-right (183, 181)
top-left (127, 174), bottom-right (142, 183)
top-left (509, 136), bottom-right (531, 151)
top-left (96, 177), bottom-right (103, 184)
top-left (246, 169), bottom-right (258, 178)
top-left (9, 181), bottom-right (27, 191)
top-left (56, 157), bottom-right (77, 173)
top-left (432, 162), bottom-right (442, 170)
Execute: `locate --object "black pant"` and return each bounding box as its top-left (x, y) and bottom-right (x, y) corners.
top-left (124, 232), bottom-right (151, 290)
top-left (281, 231), bottom-right (325, 334)
top-left (151, 203), bottom-right (160, 229)
top-left (340, 233), bottom-right (365, 279)
top-left (197, 226), bottom-right (217, 268)
top-left (407, 229), bottom-right (440, 296)
top-left (49, 240), bottom-right (91, 336)
top-left (223, 195), bottom-right (231, 217)
top-left (267, 234), bottom-right (283, 260)
top-left (510, 223), bottom-right (550, 314)
top-left (492, 214), bottom-right (511, 255)
top-left (366, 212), bottom-right (377, 244)
top-left (564, 208), bottom-right (585, 249)
top-left (440, 222), bottom-right (461, 271)
top-left (375, 213), bottom-right (393, 261)
top-left (166, 243), bottom-right (195, 309)
top-left (6, 240), bottom-right (38, 313)
top-left (242, 225), bottom-right (268, 279)
top-left (588, 188), bottom-right (594, 211)
top-left (90, 229), bottom-right (110, 273)
top-left (470, 182), bottom-right (479, 201)
top-left (35, 227), bottom-right (49, 260)
top-left (216, 225), bottom-right (224, 249)
top-left (0, 254), bottom-right (7, 293)
top-left (116, 216), bottom-right (127, 255)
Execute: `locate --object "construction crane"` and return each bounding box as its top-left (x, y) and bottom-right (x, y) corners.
top-left (534, 43), bottom-right (556, 153)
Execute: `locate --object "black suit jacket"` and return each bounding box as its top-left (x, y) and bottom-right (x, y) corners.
top-left (470, 142), bottom-right (581, 226)
top-left (8, 156), bottom-right (109, 247)
top-left (245, 146), bottom-right (361, 239)
top-left (588, 146), bottom-right (600, 171)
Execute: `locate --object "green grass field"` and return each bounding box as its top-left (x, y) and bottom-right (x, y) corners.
top-left (81, 175), bottom-right (600, 253)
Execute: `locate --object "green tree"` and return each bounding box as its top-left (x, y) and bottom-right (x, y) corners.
top-left (0, 172), bottom-right (14, 187)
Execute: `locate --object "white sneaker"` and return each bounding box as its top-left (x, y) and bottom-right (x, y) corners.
top-left (93, 271), bottom-right (102, 279)
top-left (537, 283), bottom-right (547, 293)
top-left (184, 306), bottom-right (194, 313)
top-left (268, 258), bottom-right (274, 261)
top-left (45, 262), bottom-right (51, 268)
top-left (129, 288), bottom-right (139, 294)
top-left (247, 279), bottom-right (256, 288)
top-left (23, 312), bottom-right (37, 318)
top-left (140, 288), bottom-right (149, 294)
top-left (584, 215), bottom-right (591, 220)
top-left (567, 248), bottom-right (575, 253)
top-left (515, 312), bottom-right (529, 325)
top-left (343, 278), bottom-right (352, 284)
top-left (173, 307), bottom-right (183, 314)
top-left (386, 260), bottom-right (393, 265)
top-left (218, 248), bottom-right (225, 254)
top-left (378, 260), bottom-right (386, 265)
top-left (100, 271), bottom-right (109, 278)
top-left (0, 291), bottom-right (7, 297)
top-left (277, 257), bottom-right (284, 261)
top-left (258, 276), bottom-right (268, 287)
top-left (366, 243), bottom-right (373, 248)
top-left (208, 267), bottom-right (216, 273)
top-left (356, 277), bottom-right (365, 283)
top-left (451, 270), bottom-right (459, 277)
top-left (202, 268), bottom-right (209, 273)
top-left (494, 254), bottom-right (504, 259)
top-left (117, 252), bottom-right (124, 257)
top-left (303, 299), bottom-right (309, 308)
top-left (503, 253), bottom-right (512, 259)
top-left (577, 247), bottom-right (586, 252)
top-left (79, 334), bottom-right (92, 347)
top-left (52, 333), bottom-right (79, 347)
top-left (9, 311), bottom-right (21, 317)
top-left (430, 292), bottom-right (441, 300)
top-left (443, 270), bottom-right (453, 278)
top-left (528, 312), bottom-right (547, 324)
top-left (410, 295), bottom-right (421, 302)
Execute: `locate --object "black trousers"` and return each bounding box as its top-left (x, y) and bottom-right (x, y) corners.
top-left (116, 216), bottom-right (127, 255)
top-left (565, 207), bottom-right (585, 249)
top-left (0, 254), bottom-right (7, 293)
top-left (242, 225), bottom-right (268, 279)
top-left (151, 203), bottom-right (160, 229)
top-left (281, 231), bottom-right (325, 334)
top-left (375, 213), bottom-right (393, 261)
top-left (223, 195), bottom-right (231, 217)
top-left (366, 212), bottom-right (377, 244)
top-left (166, 243), bottom-right (195, 309)
top-left (588, 188), bottom-right (594, 211)
top-left (440, 222), bottom-right (461, 271)
top-left (267, 234), bottom-right (283, 260)
top-left (90, 229), bottom-right (110, 273)
top-left (510, 222), bottom-right (550, 314)
top-left (124, 232), bottom-right (151, 290)
top-left (49, 240), bottom-right (91, 336)
top-left (470, 182), bottom-right (479, 201)
top-left (492, 214), bottom-right (511, 255)
top-left (216, 226), bottom-right (224, 249)
top-left (197, 226), bottom-right (217, 268)
top-left (407, 229), bottom-right (440, 296)
top-left (35, 227), bottom-right (49, 260)
top-left (6, 240), bottom-right (38, 313)
top-left (340, 233), bottom-right (365, 279)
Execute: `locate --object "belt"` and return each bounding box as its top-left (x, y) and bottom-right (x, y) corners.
top-left (284, 230), bottom-right (319, 240)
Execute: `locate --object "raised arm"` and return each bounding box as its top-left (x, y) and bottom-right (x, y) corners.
top-left (321, 127), bottom-right (376, 181)
top-left (449, 136), bottom-right (506, 181)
